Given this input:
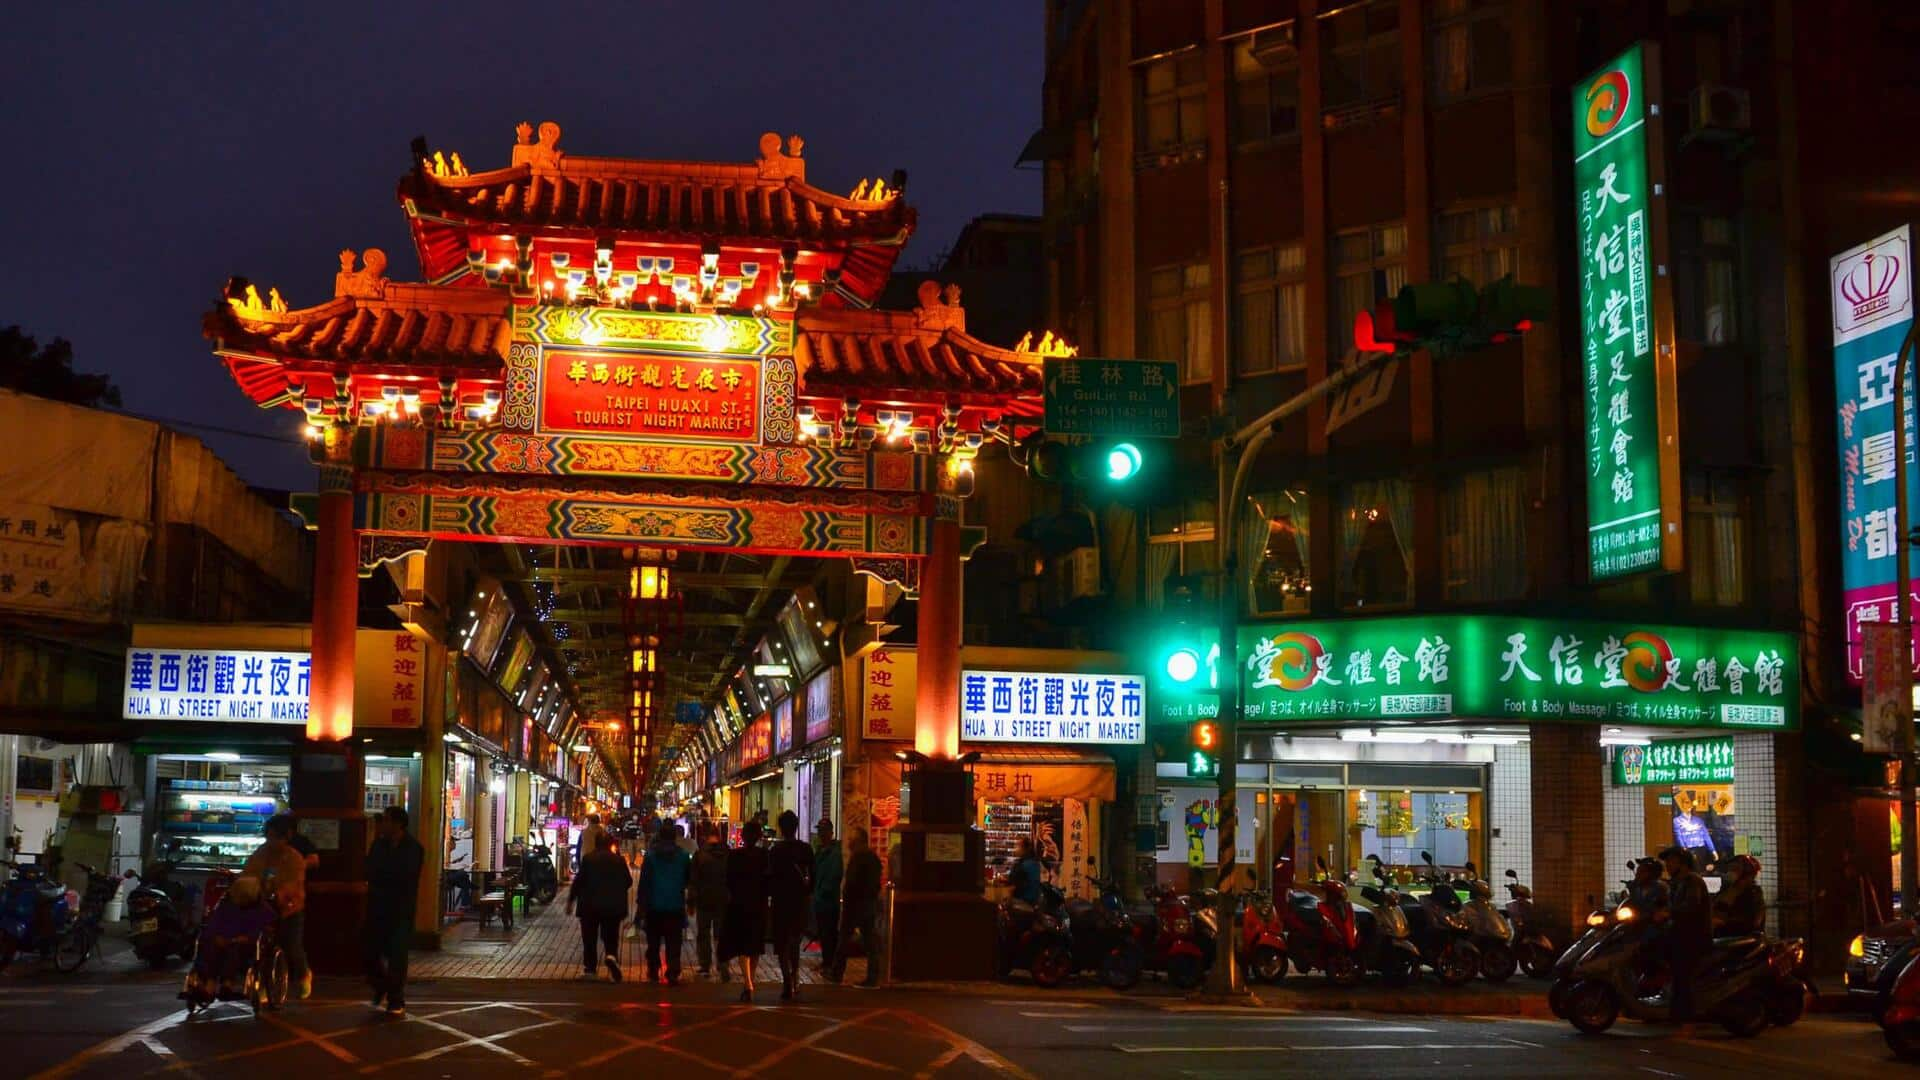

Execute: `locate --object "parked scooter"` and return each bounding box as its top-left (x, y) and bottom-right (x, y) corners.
top-left (1503, 869), bottom-right (1557, 978)
top-left (1559, 902), bottom-right (1808, 1037)
top-left (1046, 878), bottom-right (1143, 989)
top-left (0, 858), bottom-right (78, 970)
top-left (1280, 876), bottom-right (1362, 985)
top-left (1881, 947), bottom-right (1920, 1058)
top-left (50, 863), bottom-right (123, 973)
top-left (1457, 863), bottom-right (1517, 982)
top-left (1238, 890), bottom-right (1289, 983)
top-left (1356, 855), bottom-right (1420, 984)
top-left (996, 891), bottom-right (1073, 988)
top-left (522, 844), bottom-right (559, 906)
top-left (1399, 853), bottom-right (1478, 986)
top-left (125, 863), bottom-right (197, 968)
top-left (1549, 863), bottom-right (1644, 1018)
top-left (1126, 884), bottom-right (1211, 989)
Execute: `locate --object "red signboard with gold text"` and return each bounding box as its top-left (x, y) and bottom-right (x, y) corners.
top-left (741, 713), bottom-right (773, 766)
top-left (539, 349), bottom-right (759, 442)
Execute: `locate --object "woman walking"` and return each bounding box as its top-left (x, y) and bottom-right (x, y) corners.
top-left (567, 831), bottom-right (633, 982)
top-left (719, 820), bottom-right (771, 1001)
top-left (767, 810), bottom-right (815, 1001)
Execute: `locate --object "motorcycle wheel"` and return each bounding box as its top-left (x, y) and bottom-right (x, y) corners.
top-left (1720, 994), bottom-right (1769, 1039)
top-left (537, 882), bottom-right (558, 906)
top-left (1521, 944), bottom-right (1557, 979)
top-left (1435, 942), bottom-right (1477, 987)
top-left (53, 926), bottom-right (93, 973)
top-left (1101, 943), bottom-right (1143, 990)
top-left (1381, 955), bottom-right (1413, 986)
top-left (1887, 1021), bottom-right (1920, 1060)
top-left (1030, 944), bottom-right (1072, 989)
top-left (1251, 945), bottom-right (1286, 984)
top-left (1479, 942), bottom-right (1517, 984)
top-left (1767, 981), bottom-right (1807, 1028)
top-left (1566, 981), bottom-right (1620, 1035)
top-left (1326, 951), bottom-right (1361, 987)
top-left (1167, 952), bottom-right (1204, 990)
top-left (1548, 978), bottom-right (1573, 1019)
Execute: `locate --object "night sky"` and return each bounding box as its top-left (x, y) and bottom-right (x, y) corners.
top-left (0, 2), bottom-right (1040, 491)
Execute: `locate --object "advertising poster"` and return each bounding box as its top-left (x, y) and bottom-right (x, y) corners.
top-left (862, 646), bottom-right (916, 740)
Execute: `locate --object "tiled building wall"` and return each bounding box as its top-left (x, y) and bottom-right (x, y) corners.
top-left (1603, 748), bottom-right (1646, 897)
top-left (1735, 732), bottom-right (1781, 931)
top-left (1529, 724), bottom-right (1607, 946)
top-left (1490, 740), bottom-right (1533, 890)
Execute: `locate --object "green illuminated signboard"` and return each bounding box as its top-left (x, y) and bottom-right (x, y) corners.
top-left (1611, 737), bottom-right (1734, 786)
top-left (1151, 615), bottom-right (1797, 732)
top-left (1573, 42), bottom-right (1681, 580)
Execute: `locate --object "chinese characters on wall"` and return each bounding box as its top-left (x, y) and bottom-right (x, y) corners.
top-left (124, 647), bottom-right (312, 723)
top-left (861, 647), bottom-right (917, 741)
top-left (354, 629), bottom-right (429, 728)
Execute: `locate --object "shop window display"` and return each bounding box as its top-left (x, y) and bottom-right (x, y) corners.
top-left (1346, 788), bottom-right (1483, 882)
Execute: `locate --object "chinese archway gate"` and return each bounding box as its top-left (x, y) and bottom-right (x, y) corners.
top-left (205, 122), bottom-right (1043, 977)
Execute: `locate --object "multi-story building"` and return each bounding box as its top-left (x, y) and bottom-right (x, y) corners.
top-left (1031, 0), bottom-right (1920, 952)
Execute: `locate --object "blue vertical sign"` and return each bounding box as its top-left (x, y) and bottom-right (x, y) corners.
top-left (1833, 225), bottom-right (1918, 682)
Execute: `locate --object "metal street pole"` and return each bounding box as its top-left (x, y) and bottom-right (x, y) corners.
top-left (1893, 321), bottom-right (1919, 912)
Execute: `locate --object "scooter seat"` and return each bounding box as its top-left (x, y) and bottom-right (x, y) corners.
top-left (1711, 934), bottom-right (1763, 951)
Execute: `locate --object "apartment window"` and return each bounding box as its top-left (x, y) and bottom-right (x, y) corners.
top-left (1333, 223), bottom-right (1407, 354)
top-left (1686, 469), bottom-right (1747, 607)
top-left (1149, 261), bottom-right (1214, 384)
top-left (1441, 467), bottom-right (1528, 603)
top-left (1676, 214), bottom-right (1740, 346)
top-left (1148, 500), bottom-right (1219, 611)
top-left (1246, 489), bottom-right (1312, 616)
top-left (1235, 243), bottom-right (1308, 375)
top-left (1232, 37), bottom-right (1301, 144)
top-left (1338, 478), bottom-right (1413, 610)
top-left (1436, 204), bottom-right (1518, 285)
top-left (1139, 51), bottom-right (1207, 153)
top-left (1430, 0), bottom-right (1511, 102)
top-left (1322, 0), bottom-right (1402, 111)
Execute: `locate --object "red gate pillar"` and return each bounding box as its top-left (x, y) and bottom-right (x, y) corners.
top-left (294, 466), bottom-right (368, 975)
top-left (890, 498), bottom-right (996, 981)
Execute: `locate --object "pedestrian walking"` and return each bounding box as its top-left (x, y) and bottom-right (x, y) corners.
top-left (811, 819), bottom-right (843, 978)
top-left (832, 826), bottom-right (883, 987)
top-left (768, 810), bottom-right (814, 1000)
top-left (568, 831), bottom-right (633, 982)
top-left (638, 822), bottom-right (692, 985)
top-left (576, 814), bottom-right (609, 872)
top-left (364, 806), bottom-right (423, 1016)
top-left (691, 824), bottom-right (731, 979)
top-left (720, 820), bottom-right (770, 1001)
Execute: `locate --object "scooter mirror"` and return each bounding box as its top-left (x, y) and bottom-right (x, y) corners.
top-left (1420, 851), bottom-right (1435, 866)
top-left (1505, 869), bottom-right (1518, 879)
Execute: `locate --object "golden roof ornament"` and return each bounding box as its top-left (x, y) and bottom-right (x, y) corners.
top-left (511, 121), bottom-right (564, 171)
top-left (913, 280), bottom-right (966, 333)
top-left (333, 248), bottom-right (389, 300)
top-left (1014, 330), bottom-right (1078, 359)
top-left (756, 132), bottom-right (806, 183)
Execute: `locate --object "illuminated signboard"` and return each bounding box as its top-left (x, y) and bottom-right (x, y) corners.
top-left (1573, 42), bottom-right (1681, 580)
top-left (539, 349), bottom-right (759, 442)
top-left (124, 648), bottom-right (310, 724)
top-left (1832, 225), bottom-right (1918, 682)
top-left (960, 669), bottom-right (1146, 745)
top-left (1611, 737), bottom-right (1735, 786)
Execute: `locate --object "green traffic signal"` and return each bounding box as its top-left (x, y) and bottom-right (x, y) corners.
top-left (1105, 442), bottom-right (1143, 482)
top-left (1165, 647), bottom-right (1201, 683)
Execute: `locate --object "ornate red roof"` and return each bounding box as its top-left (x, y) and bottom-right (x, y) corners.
top-left (795, 302), bottom-right (1044, 410)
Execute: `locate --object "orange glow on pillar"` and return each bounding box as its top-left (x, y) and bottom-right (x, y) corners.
top-left (309, 488), bottom-right (357, 741)
top-left (914, 515), bottom-right (961, 760)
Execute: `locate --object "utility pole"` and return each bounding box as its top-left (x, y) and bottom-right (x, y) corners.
top-left (1892, 321), bottom-right (1919, 911)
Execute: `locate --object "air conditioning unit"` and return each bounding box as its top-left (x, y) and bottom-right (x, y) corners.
top-left (1249, 23), bottom-right (1297, 66)
top-left (1688, 83), bottom-right (1751, 138)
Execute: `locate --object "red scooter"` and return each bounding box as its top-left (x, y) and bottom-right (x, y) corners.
top-left (1239, 890), bottom-right (1289, 983)
top-left (1129, 884), bottom-right (1210, 989)
top-left (1280, 879), bottom-right (1362, 985)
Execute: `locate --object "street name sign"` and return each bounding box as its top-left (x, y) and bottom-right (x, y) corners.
top-left (1043, 358), bottom-right (1180, 439)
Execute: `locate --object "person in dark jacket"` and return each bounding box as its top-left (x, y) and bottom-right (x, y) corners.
top-left (1008, 837), bottom-right (1044, 905)
top-left (768, 811), bottom-right (815, 1000)
top-left (364, 806), bottom-right (424, 1016)
top-left (568, 831), bottom-right (633, 982)
top-left (637, 822), bottom-right (693, 985)
top-left (690, 825), bottom-right (730, 979)
top-left (811, 819), bottom-right (843, 978)
top-left (1713, 855), bottom-right (1766, 937)
top-left (1659, 845), bottom-right (1712, 1024)
top-left (832, 826), bottom-right (883, 987)
top-left (720, 821), bottom-right (770, 1001)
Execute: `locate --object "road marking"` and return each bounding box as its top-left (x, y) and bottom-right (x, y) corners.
top-left (573, 1003), bottom-right (754, 1070)
top-left (1069, 1023), bottom-right (1435, 1034)
top-left (994, 999), bottom-right (1096, 1008)
top-left (1113, 1042), bottom-right (1539, 1053)
top-left (914, 1044), bottom-right (967, 1078)
top-left (28, 1008), bottom-right (189, 1080)
top-left (734, 1006), bottom-right (889, 1076)
top-left (388, 1013), bottom-right (543, 1068)
top-left (259, 1012), bottom-right (361, 1067)
top-left (895, 1008), bottom-right (1041, 1080)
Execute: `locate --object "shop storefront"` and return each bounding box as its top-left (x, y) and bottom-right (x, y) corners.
top-left (1149, 614), bottom-right (1800, 900)
top-left (790, 666), bottom-right (843, 835)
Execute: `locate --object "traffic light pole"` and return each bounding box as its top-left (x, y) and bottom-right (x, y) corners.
top-left (1204, 347), bottom-right (1402, 996)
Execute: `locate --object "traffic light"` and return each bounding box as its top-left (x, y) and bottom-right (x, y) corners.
top-left (1161, 639), bottom-right (1220, 689)
top-left (1022, 435), bottom-right (1154, 487)
top-left (1477, 276), bottom-right (1552, 342)
top-left (1360, 275), bottom-right (1549, 356)
top-left (1188, 718), bottom-right (1221, 779)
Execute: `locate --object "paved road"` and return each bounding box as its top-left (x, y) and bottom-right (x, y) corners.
top-left (4, 967), bottom-right (1901, 1078)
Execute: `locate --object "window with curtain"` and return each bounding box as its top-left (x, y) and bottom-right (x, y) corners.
top-left (1676, 214), bottom-right (1740, 346)
top-left (1686, 469), bottom-right (1747, 606)
top-left (1247, 489), bottom-right (1312, 615)
top-left (1231, 35), bottom-right (1301, 144)
top-left (1149, 261), bottom-right (1214, 384)
top-left (1235, 243), bottom-right (1308, 375)
top-left (1429, 0), bottom-right (1511, 103)
top-left (1148, 501), bottom-right (1218, 610)
top-left (1338, 478), bottom-right (1414, 610)
top-left (1138, 50), bottom-right (1207, 153)
top-left (1441, 467), bottom-right (1528, 603)
top-left (1436, 204), bottom-right (1518, 285)
top-left (1321, 0), bottom-right (1401, 111)
top-left (1333, 223), bottom-right (1407, 354)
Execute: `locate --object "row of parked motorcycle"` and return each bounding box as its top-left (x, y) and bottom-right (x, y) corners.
top-left (997, 851), bottom-right (1555, 992)
top-left (0, 858), bottom-right (142, 972)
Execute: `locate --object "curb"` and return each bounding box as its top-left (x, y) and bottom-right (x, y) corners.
top-left (881, 976), bottom-right (1558, 1016)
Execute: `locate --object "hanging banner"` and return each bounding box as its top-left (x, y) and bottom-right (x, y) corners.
top-left (1063, 798), bottom-right (1090, 900)
top-left (1611, 737), bottom-right (1735, 786)
top-left (804, 668), bottom-right (838, 744)
top-left (353, 629), bottom-right (429, 728)
top-left (1864, 621), bottom-right (1912, 754)
top-left (1833, 225), bottom-right (1919, 683)
top-left (862, 646), bottom-right (917, 741)
top-left (1573, 42), bottom-right (1681, 580)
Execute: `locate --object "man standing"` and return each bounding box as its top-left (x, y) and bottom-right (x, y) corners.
top-left (768, 811), bottom-right (814, 1001)
top-left (365, 806), bottom-right (424, 1016)
top-left (690, 825), bottom-right (730, 979)
top-left (568, 832), bottom-right (632, 982)
top-left (1660, 845), bottom-right (1712, 1026)
top-left (243, 815), bottom-right (310, 1000)
top-left (832, 826), bottom-right (882, 987)
top-left (637, 822), bottom-right (693, 985)
top-left (811, 819), bottom-right (843, 979)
